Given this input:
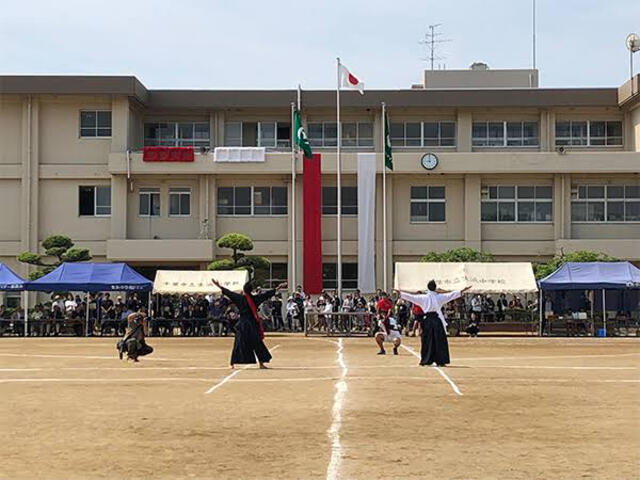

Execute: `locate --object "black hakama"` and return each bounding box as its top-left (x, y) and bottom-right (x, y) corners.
top-left (220, 286), bottom-right (275, 365)
top-left (419, 311), bottom-right (450, 366)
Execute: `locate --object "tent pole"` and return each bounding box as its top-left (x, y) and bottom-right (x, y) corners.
top-left (538, 289), bottom-right (543, 336)
top-left (602, 289), bottom-right (606, 337)
top-left (85, 291), bottom-right (90, 337)
top-left (23, 290), bottom-right (28, 337)
top-left (590, 290), bottom-right (595, 336)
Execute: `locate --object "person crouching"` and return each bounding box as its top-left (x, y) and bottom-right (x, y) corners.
top-left (118, 307), bottom-right (153, 362)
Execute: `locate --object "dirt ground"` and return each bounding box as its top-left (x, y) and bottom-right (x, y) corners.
top-left (0, 335), bottom-right (638, 480)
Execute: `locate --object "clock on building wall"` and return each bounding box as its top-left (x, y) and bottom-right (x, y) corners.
top-left (421, 153), bottom-right (439, 170)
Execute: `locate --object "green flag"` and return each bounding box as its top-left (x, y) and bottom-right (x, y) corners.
top-left (293, 109), bottom-right (313, 158)
top-left (384, 111), bottom-right (393, 170)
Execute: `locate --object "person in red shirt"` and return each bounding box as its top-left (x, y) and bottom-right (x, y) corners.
top-left (376, 292), bottom-right (393, 318)
top-left (374, 292), bottom-right (401, 355)
top-left (410, 291), bottom-right (425, 336)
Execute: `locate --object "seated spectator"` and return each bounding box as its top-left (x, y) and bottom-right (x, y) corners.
top-left (466, 312), bottom-right (480, 337)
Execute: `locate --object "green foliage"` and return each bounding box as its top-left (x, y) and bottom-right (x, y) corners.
top-left (420, 247), bottom-right (494, 263)
top-left (17, 234), bottom-right (92, 278)
top-left (534, 250), bottom-right (617, 279)
top-left (209, 233), bottom-right (269, 286)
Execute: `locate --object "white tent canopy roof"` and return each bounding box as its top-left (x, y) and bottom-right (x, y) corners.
top-left (394, 262), bottom-right (538, 294)
top-left (152, 270), bottom-right (249, 295)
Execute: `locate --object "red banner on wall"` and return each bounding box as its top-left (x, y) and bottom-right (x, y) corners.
top-left (303, 153), bottom-right (322, 294)
top-left (142, 146), bottom-right (195, 162)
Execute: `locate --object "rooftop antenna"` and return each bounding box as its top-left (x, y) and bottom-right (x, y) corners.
top-left (420, 24), bottom-right (451, 71)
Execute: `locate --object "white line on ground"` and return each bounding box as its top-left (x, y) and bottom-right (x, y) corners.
top-left (204, 344), bottom-right (280, 394)
top-left (467, 365), bottom-right (638, 371)
top-left (457, 352), bottom-right (640, 361)
top-left (401, 344), bottom-right (463, 396)
top-left (0, 377), bottom-right (212, 384)
top-left (326, 338), bottom-right (347, 480)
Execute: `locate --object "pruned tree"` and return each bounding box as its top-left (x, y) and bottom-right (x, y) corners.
top-left (534, 250), bottom-right (617, 279)
top-left (17, 234), bottom-right (92, 280)
top-left (208, 233), bottom-right (270, 285)
top-left (420, 247), bottom-right (494, 263)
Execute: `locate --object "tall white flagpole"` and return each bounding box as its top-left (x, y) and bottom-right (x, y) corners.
top-left (381, 102), bottom-right (388, 293)
top-left (290, 100), bottom-right (296, 292)
top-left (336, 57), bottom-right (342, 297)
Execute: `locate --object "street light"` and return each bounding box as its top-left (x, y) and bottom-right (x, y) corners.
top-left (626, 33), bottom-right (640, 94)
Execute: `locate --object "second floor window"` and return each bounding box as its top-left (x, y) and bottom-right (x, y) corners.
top-left (410, 186), bottom-right (446, 222)
top-left (144, 122), bottom-right (210, 147)
top-left (79, 186), bottom-right (111, 216)
top-left (322, 186), bottom-right (358, 215)
top-left (80, 111), bottom-right (111, 138)
top-left (571, 185), bottom-right (640, 222)
top-left (472, 121), bottom-right (538, 147)
top-left (169, 188), bottom-right (191, 216)
top-left (139, 188), bottom-right (160, 217)
top-left (217, 186), bottom-right (287, 216)
top-left (390, 121), bottom-right (455, 147)
top-left (308, 122), bottom-right (373, 147)
top-left (224, 122), bottom-right (291, 148)
top-left (555, 121), bottom-right (622, 146)
top-left (481, 185), bottom-right (552, 222)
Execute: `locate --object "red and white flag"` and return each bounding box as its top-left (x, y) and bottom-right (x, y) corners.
top-left (339, 63), bottom-right (364, 95)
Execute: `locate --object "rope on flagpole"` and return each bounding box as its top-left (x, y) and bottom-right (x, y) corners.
top-left (382, 102), bottom-right (387, 293)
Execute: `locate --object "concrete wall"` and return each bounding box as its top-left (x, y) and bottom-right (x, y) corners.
top-left (0, 100), bottom-right (23, 164)
top-left (0, 180), bottom-right (21, 241)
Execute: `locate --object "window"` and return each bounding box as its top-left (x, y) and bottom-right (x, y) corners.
top-left (322, 263), bottom-right (358, 290)
top-left (217, 186), bottom-right (287, 216)
top-left (139, 188), bottom-right (160, 217)
top-left (555, 120), bottom-right (622, 146)
top-left (308, 122), bottom-right (373, 147)
top-left (410, 186), bottom-right (446, 222)
top-left (571, 185), bottom-right (640, 222)
top-left (390, 121), bottom-right (455, 147)
top-left (481, 185), bottom-right (552, 222)
top-left (322, 187), bottom-right (358, 215)
top-left (169, 188), bottom-right (191, 216)
top-left (472, 121), bottom-right (538, 147)
top-left (78, 186), bottom-right (111, 216)
top-left (80, 111), bottom-right (111, 138)
top-left (258, 263), bottom-right (288, 289)
top-left (223, 121), bottom-right (291, 148)
top-left (144, 122), bottom-right (210, 147)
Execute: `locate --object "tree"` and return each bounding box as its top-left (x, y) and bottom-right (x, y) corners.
top-left (17, 234), bottom-right (92, 280)
top-left (534, 250), bottom-right (617, 279)
top-left (420, 247), bottom-right (494, 263)
top-left (208, 233), bottom-right (270, 285)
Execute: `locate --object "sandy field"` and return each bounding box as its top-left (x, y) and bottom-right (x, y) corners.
top-left (0, 335), bottom-right (638, 480)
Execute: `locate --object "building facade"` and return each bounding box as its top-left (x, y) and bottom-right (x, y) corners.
top-left (0, 71), bottom-right (639, 297)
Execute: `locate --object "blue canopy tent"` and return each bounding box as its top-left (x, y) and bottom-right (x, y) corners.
top-left (538, 262), bottom-right (640, 336)
top-left (26, 263), bottom-right (153, 336)
top-left (0, 263), bottom-right (26, 291)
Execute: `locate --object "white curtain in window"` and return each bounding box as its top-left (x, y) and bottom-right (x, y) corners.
top-left (357, 153), bottom-right (376, 293)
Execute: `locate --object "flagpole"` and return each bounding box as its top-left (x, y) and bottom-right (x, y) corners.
top-left (381, 102), bottom-right (387, 293)
top-left (290, 100), bottom-right (296, 293)
top-left (336, 57), bottom-right (342, 298)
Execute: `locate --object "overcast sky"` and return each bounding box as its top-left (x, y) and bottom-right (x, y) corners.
top-left (0, 0), bottom-right (638, 90)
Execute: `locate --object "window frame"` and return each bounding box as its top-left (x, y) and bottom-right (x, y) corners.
top-left (144, 121), bottom-right (210, 147)
top-left (472, 121), bottom-right (539, 148)
top-left (389, 121), bottom-right (456, 148)
top-left (409, 186), bottom-right (446, 223)
top-left (308, 121), bottom-right (374, 148)
top-left (138, 187), bottom-right (161, 218)
top-left (571, 185), bottom-right (640, 223)
top-left (78, 185), bottom-right (111, 217)
top-left (216, 186), bottom-right (288, 217)
top-left (321, 186), bottom-right (358, 216)
top-left (79, 110), bottom-right (112, 139)
top-left (322, 263), bottom-right (358, 290)
top-left (555, 120), bottom-right (623, 147)
top-left (168, 187), bottom-right (192, 217)
top-left (481, 185), bottom-right (553, 224)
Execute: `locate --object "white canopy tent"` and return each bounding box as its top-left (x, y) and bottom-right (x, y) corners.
top-left (394, 262), bottom-right (538, 294)
top-left (152, 270), bottom-right (249, 295)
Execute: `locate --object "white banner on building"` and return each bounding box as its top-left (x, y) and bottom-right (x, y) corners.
top-left (357, 153), bottom-right (376, 293)
top-left (213, 147), bottom-right (266, 163)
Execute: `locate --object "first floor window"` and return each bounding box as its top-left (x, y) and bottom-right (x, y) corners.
top-left (259, 263), bottom-right (288, 289)
top-left (322, 186), bottom-right (357, 215)
top-left (79, 186), bottom-right (111, 216)
top-left (139, 188), bottom-right (160, 217)
top-left (410, 186), bottom-right (446, 222)
top-left (217, 186), bottom-right (287, 216)
top-left (322, 263), bottom-right (358, 290)
top-left (80, 110), bottom-right (111, 137)
top-left (555, 120), bottom-right (622, 146)
top-left (481, 185), bottom-right (552, 222)
top-left (571, 185), bottom-right (640, 222)
top-left (169, 188), bottom-right (191, 216)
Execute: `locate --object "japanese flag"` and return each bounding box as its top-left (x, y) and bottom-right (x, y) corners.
top-left (339, 64), bottom-right (364, 95)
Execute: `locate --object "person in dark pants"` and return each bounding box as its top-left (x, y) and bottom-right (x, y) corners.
top-left (118, 307), bottom-right (153, 362)
top-left (395, 281), bottom-right (472, 366)
top-left (212, 279), bottom-right (287, 369)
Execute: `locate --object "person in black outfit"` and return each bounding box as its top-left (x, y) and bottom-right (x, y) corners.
top-left (212, 278), bottom-right (287, 369)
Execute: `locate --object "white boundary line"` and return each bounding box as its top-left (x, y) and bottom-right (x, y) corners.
top-left (204, 344), bottom-right (280, 394)
top-left (326, 338), bottom-right (347, 480)
top-left (401, 344), bottom-right (463, 396)
top-left (0, 377), bottom-right (212, 384)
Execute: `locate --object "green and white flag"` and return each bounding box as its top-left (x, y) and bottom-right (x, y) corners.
top-left (293, 109), bottom-right (313, 158)
top-left (384, 111), bottom-right (393, 170)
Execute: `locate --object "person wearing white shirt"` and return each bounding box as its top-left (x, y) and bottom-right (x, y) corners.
top-left (395, 280), bottom-right (472, 367)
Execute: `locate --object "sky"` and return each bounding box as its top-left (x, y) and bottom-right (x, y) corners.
top-left (0, 0), bottom-right (638, 90)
